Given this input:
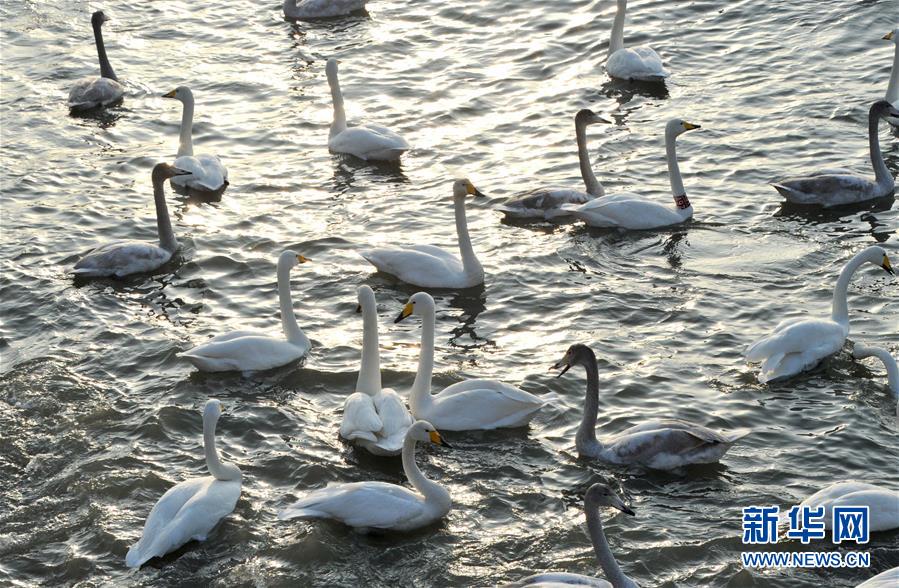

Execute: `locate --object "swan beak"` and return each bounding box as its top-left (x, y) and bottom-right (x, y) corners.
top-left (593, 114), bottom-right (612, 124)
top-left (172, 167), bottom-right (192, 177)
top-left (683, 122), bottom-right (701, 131)
top-left (429, 430), bottom-right (451, 448)
top-left (884, 31), bottom-right (894, 40)
top-left (296, 255), bottom-right (310, 263)
top-left (162, 89), bottom-right (177, 99)
top-left (613, 499), bottom-right (636, 516)
top-left (551, 359), bottom-right (572, 378)
top-left (883, 255), bottom-right (894, 275)
top-left (394, 302), bottom-right (414, 323)
top-left (465, 181), bottom-right (486, 198)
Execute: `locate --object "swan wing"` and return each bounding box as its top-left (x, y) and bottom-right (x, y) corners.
top-left (171, 155), bottom-right (228, 191)
top-left (425, 379), bottom-right (544, 430)
top-left (799, 482), bottom-right (899, 531)
top-left (607, 46), bottom-right (669, 81)
top-left (329, 125), bottom-right (408, 161)
top-left (745, 319), bottom-right (846, 382)
top-left (359, 247), bottom-right (466, 288)
top-left (68, 77), bottom-right (124, 110)
top-left (73, 241), bottom-right (172, 278)
top-left (498, 187), bottom-right (596, 220)
top-left (202, 330), bottom-right (268, 344)
top-left (568, 194), bottom-right (686, 230)
top-left (373, 388), bottom-right (414, 437)
top-left (286, 0), bottom-right (368, 20)
top-left (278, 482), bottom-right (426, 530)
top-left (603, 419), bottom-right (743, 467)
top-left (504, 571), bottom-right (612, 587)
top-left (856, 566), bottom-right (899, 588)
top-left (339, 392), bottom-right (382, 442)
top-left (772, 173), bottom-right (887, 207)
top-left (179, 335), bottom-right (307, 372)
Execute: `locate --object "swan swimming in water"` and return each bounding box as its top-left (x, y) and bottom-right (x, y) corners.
top-left (564, 119), bottom-right (700, 230)
top-left (605, 0), bottom-right (669, 83)
top-left (857, 567), bottom-right (899, 588)
top-left (283, 0), bottom-right (367, 20)
top-left (771, 101), bottom-right (899, 206)
top-left (326, 58), bottom-right (409, 161)
top-left (553, 344), bottom-right (749, 469)
top-left (126, 399), bottom-right (241, 567)
top-left (361, 179), bottom-right (486, 289)
top-left (782, 481), bottom-right (899, 533)
top-left (745, 246), bottom-right (894, 383)
top-left (497, 109), bottom-right (611, 220)
top-left (394, 292), bottom-right (548, 431)
top-left (179, 251), bottom-right (312, 372)
top-left (852, 343), bottom-right (898, 415)
top-left (883, 29), bottom-right (899, 127)
top-left (504, 483), bottom-right (638, 588)
top-left (72, 163), bottom-right (190, 278)
top-left (339, 285), bottom-right (414, 456)
top-left (68, 11), bottom-right (125, 111)
top-left (163, 86), bottom-right (229, 192)
top-left (279, 420), bottom-right (451, 532)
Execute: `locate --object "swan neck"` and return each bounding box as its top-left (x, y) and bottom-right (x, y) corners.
top-left (577, 359), bottom-right (601, 451)
top-left (153, 176), bottom-right (178, 253)
top-left (609, 0), bottom-right (627, 55)
top-left (886, 42), bottom-right (899, 104)
top-left (204, 413), bottom-right (239, 481)
top-left (277, 261), bottom-right (310, 348)
top-left (357, 297), bottom-right (382, 395)
top-left (282, 0), bottom-right (299, 18)
top-left (177, 96), bottom-right (195, 158)
top-left (93, 21), bottom-right (117, 80)
top-left (402, 434), bottom-right (451, 511)
top-left (666, 130), bottom-right (690, 210)
top-left (586, 505), bottom-right (630, 587)
top-left (454, 195), bottom-right (482, 281)
top-left (328, 69), bottom-right (347, 137)
top-left (872, 349), bottom-right (899, 394)
top-left (410, 309), bottom-right (436, 415)
top-left (868, 105), bottom-right (891, 186)
top-left (576, 120), bottom-right (603, 196)
top-left (831, 252), bottom-right (869, 325)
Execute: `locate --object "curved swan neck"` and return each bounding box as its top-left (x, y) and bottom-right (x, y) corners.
top-left (327, 66), bottom-right (347, 137)
top-left (277, 260), bottom-right (310, 348)
top-left (204, 411), bottom-right (240, 481)
top-left (609, 0), bottom-right (627, 55)
top-left (93, 19), bottom-right (117, 80)
top-left (177, 95), bottom-right (195, 158)
top-left (869, 349), bottom-right (899, 394)
top-left (357, 294), bottom-right (381, 395)
top-left (576, 120), bottom-right (603, 197)
top-left (868, 105), bottom-right (891, 187)
top-left (402, 434), bottom-right (451, 510)
top-left (666, 128), bottom-right (691, 211)
top-left (586, 505), bottom-right (630, 588)
top-left (454, 195), bottom-right (483, 281)
top-left (153, 176), bottom-right (178, 252)
top-left (831, 251), bottom-right (867, 325)
top-left (886, 42), bottom-right (899, 104)
top-left (576, 357), bottom-right (601, 451)
top-left (410, 308), bottom-right (436, 415)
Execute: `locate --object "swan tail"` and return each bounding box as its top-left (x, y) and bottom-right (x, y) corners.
top-left (125, 543), bottom-right (154, 568)
top-left (724, 428), bottom-right (751, 443)
top-left (771, 182), bottom-right (814, 204)
top-left (278, 506), bottom-right (327, 521)
top-left (342, 429), bottom-right (379, 443)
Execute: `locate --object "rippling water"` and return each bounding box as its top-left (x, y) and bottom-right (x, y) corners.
top-left (2, 0), bottom-right (898, 586)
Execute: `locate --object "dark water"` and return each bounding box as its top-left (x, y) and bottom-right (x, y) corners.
top-left (1, 0), bottom-right (898, 586)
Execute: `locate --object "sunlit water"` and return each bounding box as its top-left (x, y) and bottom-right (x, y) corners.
top-left (1, 0), bottom-right (898, 586)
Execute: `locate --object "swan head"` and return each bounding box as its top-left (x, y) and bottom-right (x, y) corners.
top-left (408, 420), bottom-right (452, 447)
top-left (278, 250), bottom-right (310, 271)
top-left (91, 11), bottom-right (110, 27)
top-left (162, 86), bottom-right (193, 103)
top-left (859, 245), bottom-right (894, 275)
top-left (394, 291), bottom-right (435, 323)
top-left (585, 483), bottom-right (635, 516)
top-left (575, 109), bottom-right (611, 127)
top-left (356, 285), bottom-right (375, 313)
top-left (204, 398), bottom-right (223, 422)
top-left (871, 99), bottom-right (899, 121)
top-left (452, 178), bottom-right (486, 199)
top-left (152, 163), bottom-right (192, 183)
top-left (666, 118), bottom-right (701, 138)
top-left (884, 29), bottom-right (898, 44)
top-left (551, 343), bottom-right (597, 377)
top-left (326, 58), bottom-right (339, 80)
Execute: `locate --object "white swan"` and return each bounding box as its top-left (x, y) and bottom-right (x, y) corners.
top-left (783, 482), bottom-right (899, 533)
top-left (497, 110), bottom-right (611, 220)
top-left (884, 29), bottom-right (899, 127)
top-left (179, 251), bottom-right (312, 372)
top-left (853, 343), bottom-right (899, 416)
top-left (68, 11), bottom-right (125, 111)
top-left (283, 0), bottom-right (367, 20)
top-left (279, 420), bottom-right (451, 532)
top-left (772, 101), bottom-right (899, 206)
top-left (126, 399), bottom-right (241, 568)
top-left (72, 163), bottom-right (190, 278)
top-left (339, 285), bottom-right (414, 456)
top-left (564, 119), bottom-right (699, 230)
top-left (745, 246), bottom-right (894, 383)
top-left (163, 86), bottom-right (229, 192)
top-left (553, 344), bottom-right (749, 469)
top-left (326, 58), bottom-right (409, 161)
top-left (361, 179), bottom-right (486, 288)
top-left (858, 567), bottom-right (899, 588)
top-left (505, 484), bottom-right (638, 588)
top-left (605, 0), bottom-right (669, 83)
top-left (394, 292), bottom-right (547, 431)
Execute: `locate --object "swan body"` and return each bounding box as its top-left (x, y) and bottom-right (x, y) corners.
top-left (73, 164), bottom-right (189, 278)
top-left (498, 110), bottom-right (611, 220)
top-left (326, 59), bottom-right (409, 161)
top-left (126, 400), bottom-right (241, 567)
top-left (772, 101), bottom-right (898, 206)
top-left (339, 286), bottom-right (413, 456)
top-left (279, 420), bottom-right (451, 532)
top-left (394, 292), bottom-right (547, 431)
top-left (163, 87), bottom-right (228, 192)
top-left (505, 484), bottom-right (638, 588)
top-left (68, 11), bottom-right (124, 110)
top-left (554, 344), bottom-right (748, 469)
top-left (564, 119), bottom-right (699, 230)
top-left (858, 567), bottom-right (899, 588)
top-left (283, 0), bottom-right (367, 20)
top-left (179, 251), bottom-right (312, 372)
top-left (745, 246), bottom-right (894, 383)
top-left (361, 179), bottom-right (486, 288)
top-left (787, 482), bottom-right (899, 533)
top-left (884, 29), bottom-right (899, 127)
top-left (605, 0), bottom-right (669, 82)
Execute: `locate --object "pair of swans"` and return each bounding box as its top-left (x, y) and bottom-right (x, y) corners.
top-left (498, 109), bottom-right (611, 220)
top-left (745, 246), bottom-right (894, 383)
top-left (553, 344), bottom-right (748, 469)
top-left (605, 0), bottom-right (669, 83)
top-left (361, 179), bottom-right (486, 289)
top-left (126, 400), bottom-right (241, 567)
top-left (772, 100), bottom-right (899, 206)
top-left (72, 163), bottom-right (189, 278)
top-left (179, 250), bottom-right (312, 372)
top-left (883, 29), bottom-right (898, 127)
top-left (563, 119), bottom-right (700, 230)
top-left (339, 286), bottom-right (413, 455)
top-left (283, 0), bottom-right (367, 20)
top-left (326, 58), bottom-right (409, 161)
top-left (68, 11), bottom-right (125, 111)
top-left (279, 420), bottom-right (452, 532)
top-left (163, 87), bottom-right (229, 192)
